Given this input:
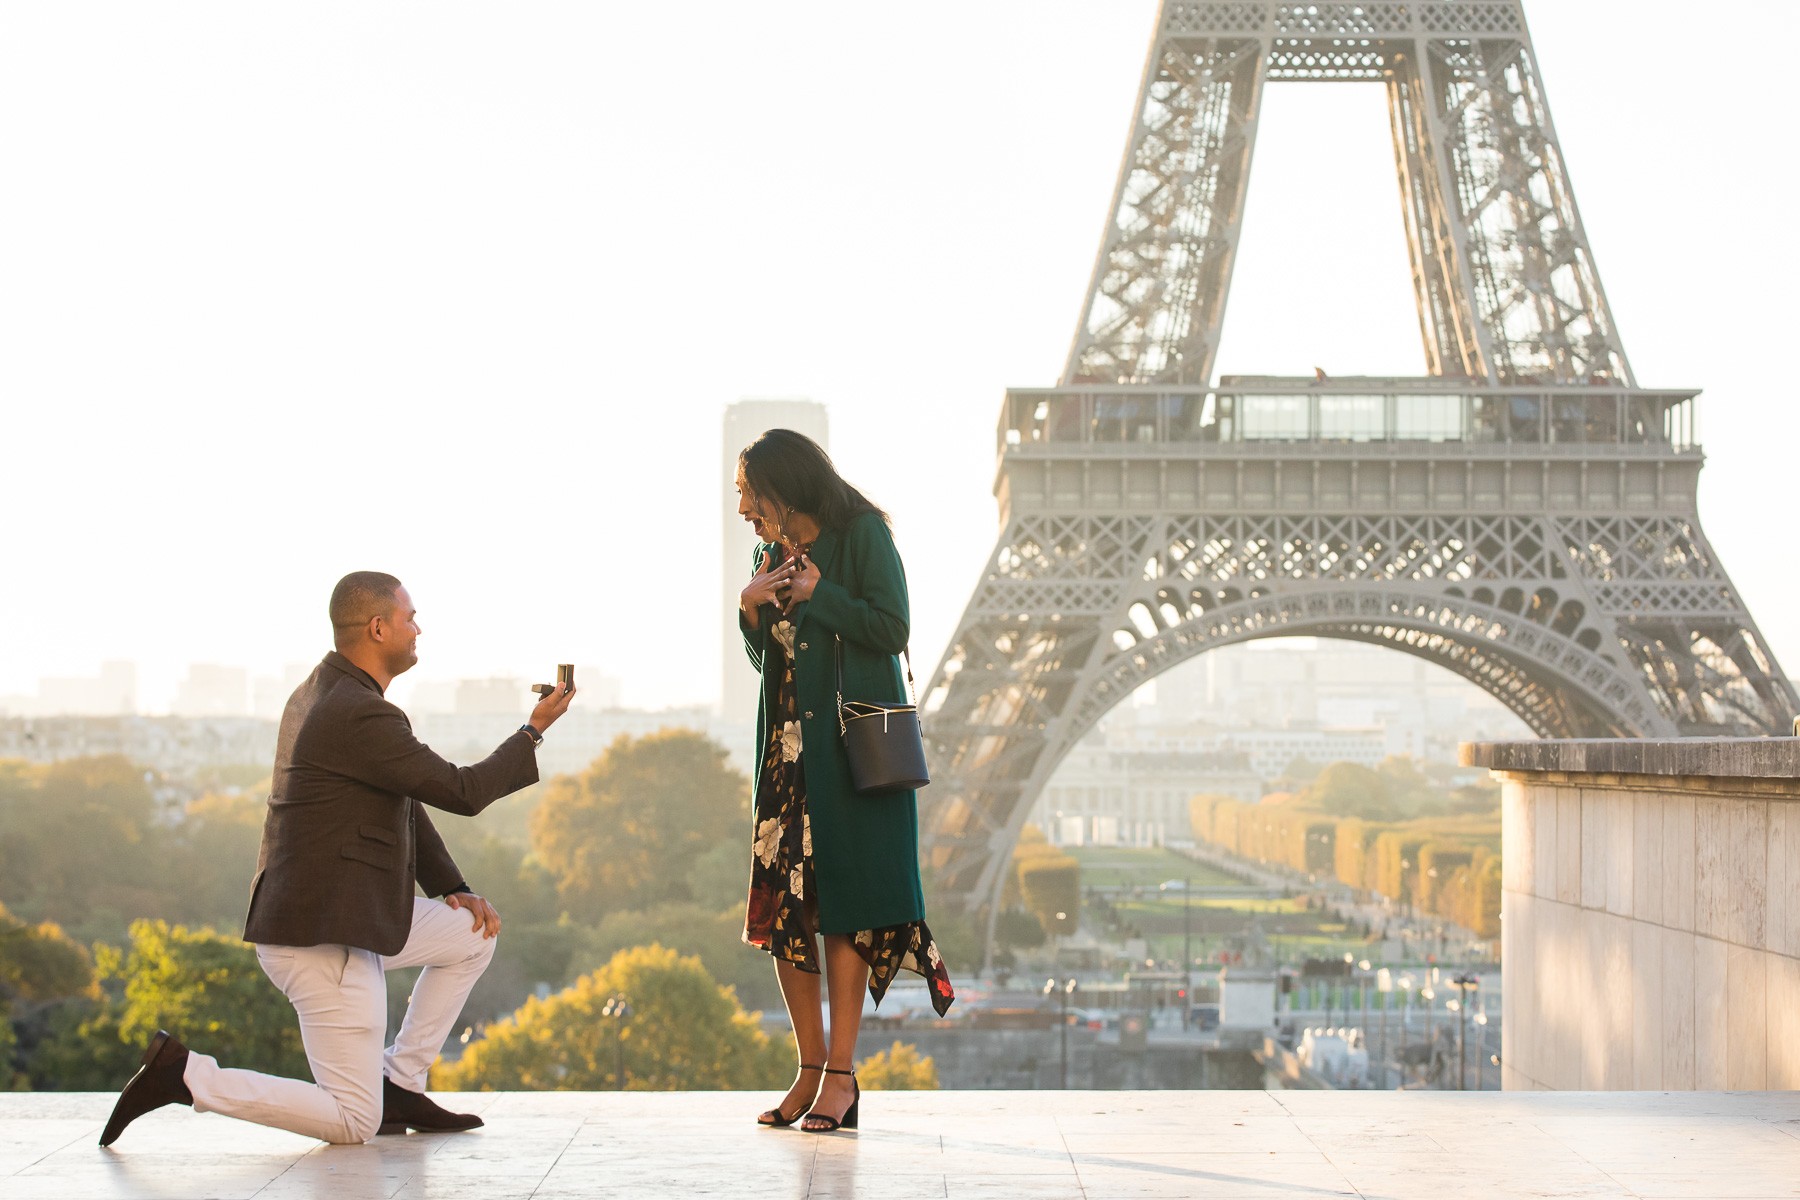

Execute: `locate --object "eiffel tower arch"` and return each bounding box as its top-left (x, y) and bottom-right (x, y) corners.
top-left (919, 0), bottom-right (1797, 914)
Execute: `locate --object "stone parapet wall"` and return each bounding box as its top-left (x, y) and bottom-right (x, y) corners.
top-left (1462, 738), bottom-right (1800, 1091)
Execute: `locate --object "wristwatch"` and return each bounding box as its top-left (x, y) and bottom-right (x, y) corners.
top-left (519, 723), bottom-right (544, 746)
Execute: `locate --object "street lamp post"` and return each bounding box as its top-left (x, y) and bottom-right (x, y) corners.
top-left (601, 994), bottom-right (632, 1089)
top-left (1044, 977), bottom-right (1078, 1088)
top-left (1182, 877), bottom-right (1192, 1026)
top-left (1420, 980), bottom-right (1437, 1083)
top-left (1450, 973), bottom-right (1478, 1091)
top-left (1396, 974), bottom-right (1415, 1086)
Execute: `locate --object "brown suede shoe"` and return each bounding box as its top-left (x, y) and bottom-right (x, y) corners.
top-left (377, 1077), bottom-right (484, 1134)
top-left (99, 1030), bottom-right (193, 1146)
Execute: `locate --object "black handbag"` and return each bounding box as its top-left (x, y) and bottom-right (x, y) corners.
top-left (835, 635), bottom-right (930, 794)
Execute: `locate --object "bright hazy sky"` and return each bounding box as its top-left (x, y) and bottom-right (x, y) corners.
top-left (3, 1), bottom-right (1795, 714)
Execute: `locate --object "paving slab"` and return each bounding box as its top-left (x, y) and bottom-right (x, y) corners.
top-left (3, 1090), bottom-right (1800, 1198)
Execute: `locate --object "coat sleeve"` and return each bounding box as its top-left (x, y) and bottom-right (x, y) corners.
top-left (741, 542), bottom-right (768, 673)
top-left (340, 701), bottom-right (540, 818)
top-left (411, 803), bottom-right (465, 897)
top-left (804, 514), bottom-right (910, 655)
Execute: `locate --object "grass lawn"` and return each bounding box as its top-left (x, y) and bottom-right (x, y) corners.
top-left (1057, 846), bottom-right (1374, 966)
top-left (1065, 846), bottom-right (1243, 889)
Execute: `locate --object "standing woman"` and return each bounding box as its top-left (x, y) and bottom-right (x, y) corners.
top-left (734, 429), bottom-right (954, 1133)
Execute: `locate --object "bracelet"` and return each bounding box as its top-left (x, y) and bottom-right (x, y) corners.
top-left (519, 723), bottom-right (543, 746)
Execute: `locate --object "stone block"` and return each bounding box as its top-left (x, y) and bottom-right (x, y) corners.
top-left (1598, 911), bottom-right (1633, 1089)
top-left (1693, 934), bottom-right (1728, 1090)
top-left (1695, 797), bottom-right (1731, 941)
top-left (1464, 737), bottom-right (1800, 778)
top-left (1766, 952), bottom-right (1800, 1090)
top-left (1632, 793), bottom-right (1663, 926)
top-left (1769, 803), bottom-right (1794, 957)
top-left (1581, 790), bottom-right (1607, 910)
top-left (1663, 793), bottom-right (1696, 932)
top-left (1660, 929), bottom-right (1696, 1089)
top-left (1725, 944), bottom-right (1768, 1090)
top-left (1505, 891), bottom-right (1535, 1086)
top-left (1556, 790), bottom-right (1583, 906)
top-left (1542, 899), bottom-right (1583, 1090)
top-left (1533, 782), bottom-right (1559, 900)
top-left (1580, 908), bottom-right (1607, 1089)
top-left (1502, 781), bottom-right (1530, 896)
top-left (1630, 920), bottom-right (1661, 1089)
top-left (1605, 791), bottom-right (1633, 918)
top-left (1727, 798), bottom-right (1767, 949)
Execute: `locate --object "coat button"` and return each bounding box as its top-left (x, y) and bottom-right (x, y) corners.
top-left (805, 711), bottom-right (814, 719)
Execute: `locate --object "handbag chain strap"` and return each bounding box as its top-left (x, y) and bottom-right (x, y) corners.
top-left (834, 634), bottom-right (916, 737)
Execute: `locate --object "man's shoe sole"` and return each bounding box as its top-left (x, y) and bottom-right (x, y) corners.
top-left (375, 1116), bottom-right (484, 1135)
top-left (98, 1031), bottom-right (174, 1146)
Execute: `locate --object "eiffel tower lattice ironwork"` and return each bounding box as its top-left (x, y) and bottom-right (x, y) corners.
top-left (919, 0), bottom-right (1797, 913)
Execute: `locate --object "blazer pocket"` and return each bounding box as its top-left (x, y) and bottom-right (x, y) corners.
top-left (341, 843), bottom-right (395, 870)
top-left (358, 824), bottom-right (397, 846)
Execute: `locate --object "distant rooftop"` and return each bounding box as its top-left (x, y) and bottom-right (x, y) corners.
top-left (998, 379), bottom-right (1699, 454)
top-left (10, 1088), bottom-right (1800, 1198)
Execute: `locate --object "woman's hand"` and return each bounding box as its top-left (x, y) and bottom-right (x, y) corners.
top-left (741, 550), bottom-right (795, 623)
top-left (782, 554), bottom-right (822, 614)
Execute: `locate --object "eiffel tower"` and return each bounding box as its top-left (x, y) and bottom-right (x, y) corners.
top-left (919, 0), bottom-right (1797, 913)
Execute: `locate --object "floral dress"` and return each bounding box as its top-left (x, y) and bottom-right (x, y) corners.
top-left (743, 612), bottom-right (956, 1017)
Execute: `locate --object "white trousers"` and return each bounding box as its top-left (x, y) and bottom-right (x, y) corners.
top-left (183, 896), bottom-right (496, 1144)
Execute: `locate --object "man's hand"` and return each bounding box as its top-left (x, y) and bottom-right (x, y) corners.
top-left (445, 891), bottom-right (502, 939)
top-left (529, 680), bottom-right (576, 733)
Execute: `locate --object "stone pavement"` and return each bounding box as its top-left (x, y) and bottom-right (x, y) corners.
top-left (5, 1088), bottom-right (1800, 1198)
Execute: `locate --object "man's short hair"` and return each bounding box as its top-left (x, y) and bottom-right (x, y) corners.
top-left (329, 571), bottom-right (402, 643)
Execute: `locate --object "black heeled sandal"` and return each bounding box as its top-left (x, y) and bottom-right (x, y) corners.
top-left (802, 1067), bottom-right (858, 1133)
top-left (757, 1063), bottom-right (823, 1127)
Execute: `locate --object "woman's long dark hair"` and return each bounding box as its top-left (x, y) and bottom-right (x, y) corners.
top-left (739, 428), bottom-right (888, 532)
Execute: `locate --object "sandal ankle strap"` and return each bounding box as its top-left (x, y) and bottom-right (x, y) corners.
top-left (823, 1067), bottom-right (856, 1076)
top-left (798, 1063), bottom-right (824, 1070)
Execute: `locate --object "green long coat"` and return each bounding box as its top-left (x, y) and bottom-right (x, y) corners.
top-left (740, 511), bottom-right (926, 934)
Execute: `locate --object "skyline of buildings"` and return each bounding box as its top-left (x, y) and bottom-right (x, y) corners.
top-left (6, 635), bottom-right (1525, 844)
top-left (1, 633), bottom-right (1528, 746)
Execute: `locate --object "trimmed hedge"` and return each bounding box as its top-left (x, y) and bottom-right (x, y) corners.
top-left (1188, 790), bottom-right (1500, 937)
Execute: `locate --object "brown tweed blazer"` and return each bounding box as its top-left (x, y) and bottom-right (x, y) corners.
top-left (243, 651), bottom-right (538, 956)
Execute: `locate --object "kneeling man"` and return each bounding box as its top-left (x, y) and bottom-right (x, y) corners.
top-left (101, 571), bottom-right (574, 1145)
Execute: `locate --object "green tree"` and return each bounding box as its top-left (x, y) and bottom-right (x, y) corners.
top-left (685, 839), bottom-right (748, 914)
top-left (858, 1040), bottom-right (938, 1090)
top-left (435, 944), bottom-right (786, 1091)
top-left (19, 995), bottom-right (136, 1091)
top-left (570, 903), bottom-right (779, 1013)
top-left (0, 756), bottom-right (167, 941)
top-left (1301, 762), bottom-right (1395, 820)
top-left (1281, 756), bottom-right (1324, 785)
top-left (0, 904), bottom-right (97, 1005)
top-left (994, 907), bottom-right (1046, 950)
top-left (422, 824), bottom-right (569, 1023)
top-left (24, 919), bottom-right (306, 1090)
top-left (166, 788), bottom-right (265, 928)
top-left (0, 903), bottom-right (99, 1089)
top-left (529, 730), bottom-right (749, 919)
top-left (1017, 853), bottom-right (1080, 935)
top-left (111, 920), bottom-right (308, 1077)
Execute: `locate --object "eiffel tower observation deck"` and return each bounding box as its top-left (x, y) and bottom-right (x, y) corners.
top-left (918, 0), bottom-right (1798, 913)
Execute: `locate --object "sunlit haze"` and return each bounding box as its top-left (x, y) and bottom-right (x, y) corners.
top-left (3, 1), bottom-right (1794, 715)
